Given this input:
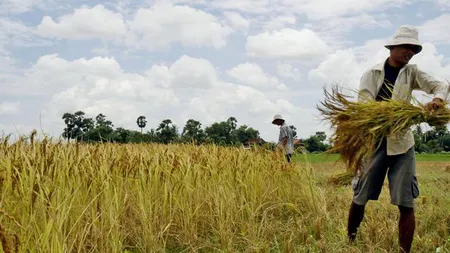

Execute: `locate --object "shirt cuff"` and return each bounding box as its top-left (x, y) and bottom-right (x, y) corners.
top-left (434, 92), bottom-right (447, 101)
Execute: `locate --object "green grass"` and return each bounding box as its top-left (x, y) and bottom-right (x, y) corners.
top-left (294, 152), bottom-right (450, 163)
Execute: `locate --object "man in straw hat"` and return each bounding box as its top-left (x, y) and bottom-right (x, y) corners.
top-left (346, 25), bottom-right (449, 252)
top-left (272, 114), bottom-right (294, 162)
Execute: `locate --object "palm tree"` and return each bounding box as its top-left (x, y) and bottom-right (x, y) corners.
top-left (136, 116), bottom-right (147, 134)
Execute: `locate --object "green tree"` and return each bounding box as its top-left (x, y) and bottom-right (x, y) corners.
top-left (300, 131), bottom-right (330, 153)
top-left (205, 117), bottom-right (239, 145)
top-left (61, 111), bottom-right (94, 142)
top-left (315, 131), bottom-right (327, 142)
top-left (85, 113), bottom-right (114, 142)
top-left (181, 119), bottom-right (205, 144)
top-left (156, 119), bottom-right (179, 144)
top-left (136, 116), bottom-right (147, 134)
top-left (235, 125), bottom-right (260, 145)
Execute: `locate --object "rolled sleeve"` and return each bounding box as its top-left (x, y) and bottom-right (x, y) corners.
top-left (414, 67), bottom-right (449, 101)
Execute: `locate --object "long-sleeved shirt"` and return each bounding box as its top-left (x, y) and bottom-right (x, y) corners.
top-left (278, 122), bottom-right (294, 155)
top-left (358, 58), bottom-right (449, 155)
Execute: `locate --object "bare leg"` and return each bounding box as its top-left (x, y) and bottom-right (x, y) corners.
top-left (347, 201), bottom-right (365, 242)
top-left (398, 205), bottom-right (415, 253)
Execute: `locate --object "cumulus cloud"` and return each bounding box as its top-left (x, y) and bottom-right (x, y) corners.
top-left (227, 62), bottom-right (287, 90)
top-left (127, 2), bottom-right (234, 50)
top-left (276, 63), bottom-right (302, 81)
top-left (308, 40), bottom-right (450, 99)
top-left (0, 53), bottom-right (284, 140)
top-left (0, 0), bottom-right (42, 14)
top-left (261, 15), bottom-right (296, 31)
top-left (246, 28), bottom-right (330, 61)
top-left (419, 14), bottom-right (450, 45)
top-left (7, 53), bottom-right (311, 142)
top-left (0, 102), bottom-right (20, 115)
top-left (37, 4), bottom-right (127, 41)
top-left (277, 0), bottom-right (408, 20)
top-left (200, 0), bottom-right (410, 20)
top-left (223, 12), bottom-right (250, 32)
top-left (3, 0), bottom-right (450, 143)
top-left (36, 2), bottom-right (235, 51)
top-left (169, 56), bottom-right (219, 88)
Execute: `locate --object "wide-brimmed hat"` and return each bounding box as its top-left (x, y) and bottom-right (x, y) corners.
top-left (385, 25), bottom-right (422, 54)
top-left (272, 114), bottom-right (284, 124)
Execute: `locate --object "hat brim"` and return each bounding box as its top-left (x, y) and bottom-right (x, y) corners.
top-left (385, 42), bottom-right (422, 54)
top-left (272, 118), bottom-right (284, 124)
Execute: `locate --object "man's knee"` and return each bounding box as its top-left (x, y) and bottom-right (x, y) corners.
top-left (398, 205), bottom-right (414, 214)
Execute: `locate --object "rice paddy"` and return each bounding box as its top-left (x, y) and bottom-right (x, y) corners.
top-left (0, 138), bottom-right (449, 252)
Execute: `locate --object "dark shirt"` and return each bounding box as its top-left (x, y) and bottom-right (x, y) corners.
top-left (376, 61), bottom-right (402, 101)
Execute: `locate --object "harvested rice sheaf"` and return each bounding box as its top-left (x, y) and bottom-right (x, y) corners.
top-left (317, 86), bottom-right (450, 175)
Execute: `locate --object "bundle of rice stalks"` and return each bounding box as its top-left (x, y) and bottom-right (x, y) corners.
top-left (327, 172), bottom-right (355, 186)
top-left (317, 86), bottom-right (450, 175)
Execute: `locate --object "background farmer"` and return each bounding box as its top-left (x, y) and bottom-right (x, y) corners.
top-left (272, 114), bottom-right (294, 162)
top-left (347, 25), bottom-right (449, 253)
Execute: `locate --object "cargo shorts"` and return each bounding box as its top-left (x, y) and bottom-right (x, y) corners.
top-left (352, 139), bottom-right (420, 208)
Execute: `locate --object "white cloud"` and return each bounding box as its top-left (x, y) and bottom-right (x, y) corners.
top-left (3, 52), bottom-right (312, 142)
top-left (36, 55), bottom-right (179, 135)
top-left (4, 0), bottom-right (450, 144)
top-left (227, 62), bottom-right (287, 90)
top-left (209, 0), bottom-right (272, 14)
top-left (223, 12), bottom-right (250, 32)
top-left (308, 40), bottom-right (450, 98)
top-left (1, 18), bottom-right (50, 48)
top-left (170, 55), bottom-right (219, 88)
top-left (276, 63), bottom-right (302, 81)
top-left (246, 28), bottom-right (330, 61)
top-left (126, 2), bottom-right (234, 51)
top-left (262, 15), bottom-right (296, 31)
top-left (435, 0), bottom-right (450, 8)
top-left (277, 0), bottom-right (409, 20)
top-left (0, 0), bottom-right (41, 14)
top-left (419, 14), bottom-right (450, 45)
top-left (0, 102), bottom-right (20, 115)
top-left (20, 54), bottom-right (123, 94)
top-left (35, 3), bottom-right (235, 51)
top-left (410, 43), bottom-right (450, 82)
top-left (37, 4), bottom-right (127, 41)
top-left (199, 0), bottom-right (410, 20)
top-left (308, 38), bottom-right (394, 91)
top-left (309, 13), bottom-right (391, 48)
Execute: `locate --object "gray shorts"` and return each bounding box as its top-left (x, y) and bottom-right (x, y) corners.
top-left (352, 139), bottom-right (419, 208)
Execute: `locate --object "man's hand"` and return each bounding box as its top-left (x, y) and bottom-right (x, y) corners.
top-left (425, 97), bottom-right (445, 112)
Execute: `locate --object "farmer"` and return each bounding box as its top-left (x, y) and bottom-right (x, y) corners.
top-left (272, 114), bottom-right (294, 162)
top-left (347, 25), bottom-right (449, 253)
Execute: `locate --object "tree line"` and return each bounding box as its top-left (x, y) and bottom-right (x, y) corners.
top-left (62, 111), bottom-right (450, 154)
top-left (61, 111), bottom-right (332, 153)
top-left (413, 125), bottom-right (450, 153)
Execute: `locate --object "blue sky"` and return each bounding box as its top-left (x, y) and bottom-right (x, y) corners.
top-left (1, 0), bottom-right (450, 142)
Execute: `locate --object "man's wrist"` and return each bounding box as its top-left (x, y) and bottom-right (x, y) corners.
top-left (432, 97), bottom-right (444, 103)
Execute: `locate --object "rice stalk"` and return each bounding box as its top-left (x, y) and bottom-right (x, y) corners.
top-left (317, 85), bottom-right (450, 174)
top-left (0, 135), bottom-right (325, 252)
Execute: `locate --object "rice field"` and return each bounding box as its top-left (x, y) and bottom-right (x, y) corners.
top-left (0, 139), bottom-right (449, 252)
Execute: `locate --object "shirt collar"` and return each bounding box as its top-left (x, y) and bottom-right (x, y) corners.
top-left (370, 57), bottom-right (412, 72)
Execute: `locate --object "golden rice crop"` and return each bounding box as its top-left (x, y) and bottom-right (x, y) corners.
top-left (317, 86), bottom-right (450, 175)
top-left (0, 136), bottom-right (324, 252)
